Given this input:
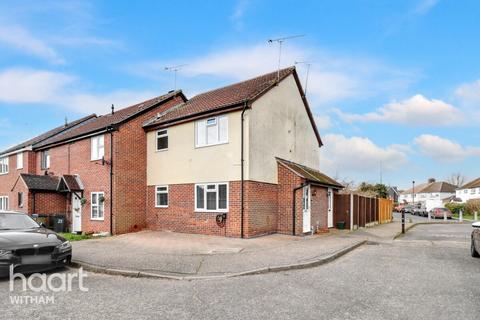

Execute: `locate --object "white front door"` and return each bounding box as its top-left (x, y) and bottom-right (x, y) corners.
top-left (71, 194), bottom-right (82, 233)
top-left (328, 188), bottom-right (334, 228)
top-left (302, 186), bottom-right (311, 233)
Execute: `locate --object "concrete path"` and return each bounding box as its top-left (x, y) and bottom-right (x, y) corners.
top-left (71, 218), bottom-right (437, 279)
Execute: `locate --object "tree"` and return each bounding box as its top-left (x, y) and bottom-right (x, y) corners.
top-left (357, 182), bottom-right (389, 198)
top-left (447, 172), bottom-right (466, 187)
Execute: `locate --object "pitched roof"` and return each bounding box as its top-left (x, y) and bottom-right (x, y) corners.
top-left (20, 174), bottom-right (60, 191)
top-left (277, 158), bottom-right (344, 189)
top-left (0, 114), bottom-right (96, 156)
top-left (61, 175), bottom-right (84, 191)
top-left (460, 178), bottom-right (480, 189)
top-left (401, 181), bottom-right (456, 195)
top-left (143, 67), bottom-right (322, 146)
top-left (35, 90), bottom-right (185, 149)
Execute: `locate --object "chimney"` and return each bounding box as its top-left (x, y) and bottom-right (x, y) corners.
top-left (111, 104), bottom-right (115, 115)
top-left (64, 116), bottom-right (68, 127)
top-left (428, 178), bottom-right (436, 183)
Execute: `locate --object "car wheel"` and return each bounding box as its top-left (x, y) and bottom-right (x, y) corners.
top-left (471, 239), bottom-right (480, 258)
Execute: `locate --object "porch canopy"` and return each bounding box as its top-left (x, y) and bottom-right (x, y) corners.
top-left (276, 158), bottom-right (344, 189)
top-left (13, 173), bottom-right (84, 192)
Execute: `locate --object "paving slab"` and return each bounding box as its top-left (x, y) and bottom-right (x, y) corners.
top-left (71, 219), bottom-right (438, 279)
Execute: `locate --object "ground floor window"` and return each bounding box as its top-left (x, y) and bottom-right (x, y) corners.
top-left (195, 183), bottom-right (228, 212)
top-left (18, 192), bottom-right (23, 208)
top-left (155, 185), bottom-right (168, 207)
top-left (0, 196), bottom-right (8, 211)
top-left (91, 192), bottom-right (105, 220)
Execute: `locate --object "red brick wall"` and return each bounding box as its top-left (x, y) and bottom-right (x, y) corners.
top-left (34, 135), bottom-right (111, 233)
top-left (146, 180), bottom-right (278, 238)
top-left (310, 186), bottom-right (328, 233)
top-left (0, 151), bottom-right (36, 211)
top-left (244, 181), bottom-right (278, 236)
top-left (113, 95), bottom-right (185, 234)
top-left (31, 192), bottom-right (67, 215)
top-left (277, 163), bottom-right (305, 235)
top-left (146, 182), bottom-right (239, 237)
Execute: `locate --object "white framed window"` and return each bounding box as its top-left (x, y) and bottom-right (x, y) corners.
top-left (41, 150), bottom-right (50, 169)
top-left (155, 185), bottom-right (169, 207)
top-left (195, 182), bottom-right (228, 212)
top-left (477, 188), bottom-right (480, 194)
top-left (471, 188), bottom-right (476, 194)
top-left (91, 135), bottom-right (105, 161)
top-left (16, 152), bottom-right (23, 170)
top-left (156, 129), bottom-right (168, 151)
top-left (91, 192), bottom-right (105, 220)
top-left (0, 157), bottom-right (8, 174)
top-left (195, 115), bottom-right (228, 148)
top-left (18, 192), bottom-right (24, 208)
top-left (0, 196), bottom-right (9, 211)
top-left (464, 189), bottom-right (468, 194)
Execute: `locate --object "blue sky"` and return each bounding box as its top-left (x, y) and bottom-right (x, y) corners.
top-left (0, 0), bottom-right (479, 189)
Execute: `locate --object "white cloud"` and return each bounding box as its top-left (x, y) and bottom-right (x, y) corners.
top-left (0, 68), bottom-right (73, 103)
top-left (315, 115), bottom-right (331, 130)
top-left (337, 94), bottom-right (463, 126)
top-left (0, 25), bottom-right (64, 64)
top-left (0, 68), bottom-right (155, 114)
top-left (127, 43), bottom-right (417, 108)
top-left (414, 134), bottom-right (480, 162)
top-left (65, 90), bottom-right (157, 114)
top-left (455, 79), bottom-right (480, 105)
top-left (320, 134), bottom-right (409, 175)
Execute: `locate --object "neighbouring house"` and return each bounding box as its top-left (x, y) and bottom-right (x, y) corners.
top-left (387, 186), bottom-right (399, 203)
top-left (0, 91), bottom-right (186, 235)
top-left (398, 178), bottom-right (456, 211)
top-left (143, 67), bottom-right (343, 238)
top-left (456, 178), bottom-right (480, 203)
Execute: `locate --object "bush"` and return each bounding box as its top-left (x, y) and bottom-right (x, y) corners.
top-left (445, 203), bottom-right (465, 215)
top-left (466, 199), bottom-right (480, 215)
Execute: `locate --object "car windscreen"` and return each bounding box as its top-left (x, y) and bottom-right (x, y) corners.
top-left (0, 213), bottom-right (39, 230)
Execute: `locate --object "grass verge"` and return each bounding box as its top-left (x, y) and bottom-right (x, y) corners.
top-left (59, 233), bottom-right (93, 242)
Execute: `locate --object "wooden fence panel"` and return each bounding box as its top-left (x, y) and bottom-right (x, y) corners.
top-left (333, 194), bottom-right (351, 229)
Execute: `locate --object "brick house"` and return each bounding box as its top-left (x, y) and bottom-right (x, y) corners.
top-left (0, 91), bottom-right (186, 235)
top-left (143, 67), bottom-right (343, 238)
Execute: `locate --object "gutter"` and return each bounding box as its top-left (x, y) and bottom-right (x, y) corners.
top-left (107, 125), bottom-right (115, 235)
top-left (240, 101), bottom-right (248, 238)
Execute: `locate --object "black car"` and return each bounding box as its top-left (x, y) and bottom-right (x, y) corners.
top-left (0, 211), bottom-right (72, 278)
top-left (472, 221), bottom-right (480, 258)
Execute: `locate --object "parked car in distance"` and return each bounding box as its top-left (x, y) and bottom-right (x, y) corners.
top-left (401, 205), bottom-right (414, 214)
top-left (0, 211), bottom-right (72, 278)
top-left (429, 207), bottom-right (453, 219)
top-left (472, 222), bottom-right (480, 258)
top-left (413, 206), bottom-right (428, 217)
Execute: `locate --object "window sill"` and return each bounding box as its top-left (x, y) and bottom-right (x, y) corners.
top-left (155, 205), bottom-right (169, 208)
top-left (0, 172), bottom-right (8, 175)
top-left (194, 142), bottom-right (229, 149)
top-left (194, 209), bottom-right (228, 213)
top-left (90, 218), bottom-right (105, 221)
top-left (155, 148), bottom-right (168, 153)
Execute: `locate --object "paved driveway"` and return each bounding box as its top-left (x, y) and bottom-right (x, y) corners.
top-left (2, 223), bottom-right (479, 320)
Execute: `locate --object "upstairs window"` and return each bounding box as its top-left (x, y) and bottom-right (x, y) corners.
top-left (0, 157), bottom-right (8, 174)
top-left (471, 188), bottom-right (476, 194)
top-left (195, 183), bottom-right (228, 212)
top-left (41, 150), bottom-right (50, 170)
top-left (91, 135), bottom-right (105, 160)
top-left (156, 129), bottom-right (168, 151)
top-left (195, 115), bottom-right (228, 148)
top-left (16, 152), bottom-right (23, 170)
